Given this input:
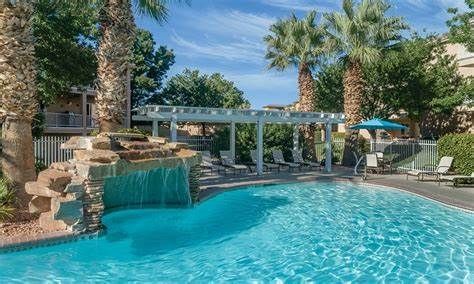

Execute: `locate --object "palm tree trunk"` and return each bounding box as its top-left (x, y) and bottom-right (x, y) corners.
top-left (96, 0), bottom-right (135, 132)
top-left (342, 60), bottom-right (364, 166)
top-left (297, 63), bottom-right (317, 160)
top-left (0, 1), bottom-right (38, 198)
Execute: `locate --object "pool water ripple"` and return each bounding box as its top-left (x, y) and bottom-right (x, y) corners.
top-left (0, 182), bottom-right (473, 282)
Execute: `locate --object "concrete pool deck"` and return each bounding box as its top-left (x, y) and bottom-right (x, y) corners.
top-left (199, 166), bottom-right (474, 212)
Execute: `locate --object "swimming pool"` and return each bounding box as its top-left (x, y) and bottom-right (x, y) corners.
top-left (1, 182), bottom-right (473, 282)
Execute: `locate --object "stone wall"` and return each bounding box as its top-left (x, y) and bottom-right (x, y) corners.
top-left (26, 133), bottom-right (201, 234)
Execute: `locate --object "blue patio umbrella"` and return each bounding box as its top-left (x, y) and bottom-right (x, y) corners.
top-left (349, 118), bottom-right (407, 130)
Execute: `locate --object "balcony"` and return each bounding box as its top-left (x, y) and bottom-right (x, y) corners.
top-left (44, 112), bottom-right (97, 128)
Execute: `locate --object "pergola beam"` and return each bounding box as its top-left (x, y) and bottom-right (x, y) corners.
top-left (132, 105), bottom-right (344, 175)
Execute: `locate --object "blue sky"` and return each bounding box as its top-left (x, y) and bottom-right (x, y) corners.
top-left (135, 0), bottom-right (468, 109)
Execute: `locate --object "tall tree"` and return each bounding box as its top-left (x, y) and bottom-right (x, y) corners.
top-left (325, 0), bottom-right (406, 165)
top-left (159, 69), bottom-right (250, 109)
top-left (33, 0), bottom-right (97, 106)
top-left (131, 29), bottom-right (175, 108)
top-left (447, 0), bottom-right (474, 52)
top-left (95, 0), bottom-right (185, 132)
top-left (157, 69), bottom-right (250, 135)
top-left (0, 1), bottom-right (38, 198)
top-left (264, 11), bottom-right (327, 160)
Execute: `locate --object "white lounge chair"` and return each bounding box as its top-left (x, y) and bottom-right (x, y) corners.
top-left (363, 153), bottom-right (384, 180)
top-left (250, 150), bottom-right (280, 173)
top-left (219, 150), bottom-right (248, 175)
top-left (441, 172), bottom-right (474, 187)
top-left (291, 149), bottom-right (322, 170)
top-left (272, 149), bottom-right (301, 172)
top-left (406, 156), bottom-right (453, 184)
top-left (200, 151), bottom-right (224, 174)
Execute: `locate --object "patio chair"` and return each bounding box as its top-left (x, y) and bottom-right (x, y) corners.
top-left (219, 150), bottom-right (249, 175)
top-left (272, 149), bottom-right (301, 172)
top-left (406, 156), bottom-right (453, 184)
top-left (291, 149), bottom-right (322, 170)
top-left (441, 172), bottom-right (474, 187)
top-left (200, 151), bottom-right (224, 174)
top-left (363, 153), bottom-right (384, 180)
top-left (250, 150), bottom-right (280, 173)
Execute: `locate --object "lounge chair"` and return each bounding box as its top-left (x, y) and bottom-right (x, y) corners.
top-left (406, 156), bottom-right (453, 184)
top-left (272, 149), bottom-right (301, 172)
top-left (250, 150), bottom-right (280, 173)
top-left (441, 172), bottom-right (474, 187)
top-left (363, 153), bottom-right (384, 180)
top-left (219, 150), bottom-right (249, 175)
top-left (291, 149), bottom-right (322, 170)
top-left (200, 151), bottom-right (224, 174)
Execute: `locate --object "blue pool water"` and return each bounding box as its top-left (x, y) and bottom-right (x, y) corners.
top-left (0, 182), bottom-right (473, 282)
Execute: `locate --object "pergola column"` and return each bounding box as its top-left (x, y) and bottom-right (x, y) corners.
top-left (170, 115), bottom-right (177, 142)
top-left (293, 124), bottom-right (299, 151)
top-left (152, 120), bottom-right (158, 137)
top-left (81, 91), bottom-right (87, 136)
top-left (325, 122), bottom-right (332, 172)
top-left (230, 122), bottom-right (236, 160)
top-left (256, 119), bottom-right (264, 175)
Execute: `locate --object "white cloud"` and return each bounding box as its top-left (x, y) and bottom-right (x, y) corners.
top-left (170, 10), bottom-right (277, 64)
top-left (404, 0), bottom-right (468, 10)
top-left (262, 0), bottom-right (338, 12)
top-left (171, 32), bottom-right (265, 64)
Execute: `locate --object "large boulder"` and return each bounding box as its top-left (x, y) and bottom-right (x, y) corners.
top-left (91, 136), bottom-right (116, 150)
top-left (51, 197), bottom-right (83, 225)
top-left (37, 169), bottom-right (72, 192)
top-left (39, 212), bottom-right (68, 231)
top-left (25, 181), bottom-right (62, 198)
top-left (61, 136), bottom-right (93, 150)
top-left (28, 196), bottom-right (51, 213)
top-left (74, 150), bottom-right (120, 164)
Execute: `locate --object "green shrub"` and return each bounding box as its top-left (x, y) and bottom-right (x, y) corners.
top-left (35, 160), bottom-right (47, 174)
top-left (438, 133), bottom-right (474, 175)
top-left (117, 127), bottom-right (151, 136)
top-left (0, 176), bottom-right (15, 221)
top-left (332, 132), bottom-right (345, 139)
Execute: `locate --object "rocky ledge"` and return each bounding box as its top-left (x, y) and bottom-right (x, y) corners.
top-left (26, 133), bottom-right (201, 234)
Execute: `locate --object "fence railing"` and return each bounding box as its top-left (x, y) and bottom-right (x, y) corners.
top-left (3, 134), bottom-right (438, 173)
top-left (315, 138), bottom-right (345, 164)
top-left (177, 136), bottom-right (215, 152)
top-left (43, 112), bottom-right (98, 128)
top-left (370, 139), bottom-right (438, 173)
top-left (34, 136), bottom-right (73, 166)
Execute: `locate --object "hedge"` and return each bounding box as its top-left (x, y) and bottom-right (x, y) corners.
top-left (437, 133), bottom-right (474, 175)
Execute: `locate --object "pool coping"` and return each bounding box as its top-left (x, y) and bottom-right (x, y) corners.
top-left (1, 175), bottom-right (472, 253)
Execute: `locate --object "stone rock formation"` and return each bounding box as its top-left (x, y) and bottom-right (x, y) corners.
top-left (26, 133), bottom-right (201, 234)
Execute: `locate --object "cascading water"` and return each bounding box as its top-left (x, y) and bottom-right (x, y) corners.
top-left (103, 165), bottom-right (192, 210)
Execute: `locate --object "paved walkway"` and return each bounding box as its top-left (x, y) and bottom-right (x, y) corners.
top-left (199, 166), bottom-right (474, 212)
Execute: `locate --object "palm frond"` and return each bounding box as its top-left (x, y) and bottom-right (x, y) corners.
top-left (264, 10), bottom-right (328, 71)
top-left (325, 0), bottom-right (407, 65)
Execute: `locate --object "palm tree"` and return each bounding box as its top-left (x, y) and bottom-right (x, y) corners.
top-left (264, 11), bottom-right (327, 159)
top-left (0, 0), bottom-right (183, 205)
top-left (325, 0), bottom-right (406, 165)
top-left (0, 1), bottom-right (38, 197)
top-left (96, 0), bottom-right (184, 132)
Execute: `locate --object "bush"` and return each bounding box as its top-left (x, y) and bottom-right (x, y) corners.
top-left (117, 127), bottom-right (151, 136)
top-left (438, 133), bottom-right (474, 175)
top-left (90, 127), bottom-right (152, 137)
top-left (0, 175), bottom-right (15, 221)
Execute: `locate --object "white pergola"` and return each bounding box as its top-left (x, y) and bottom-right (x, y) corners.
top-left (133, 105), bottom-right (345, 175)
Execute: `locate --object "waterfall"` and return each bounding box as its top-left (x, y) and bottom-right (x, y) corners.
top-left (103, 165), bottom-right (192, 210)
